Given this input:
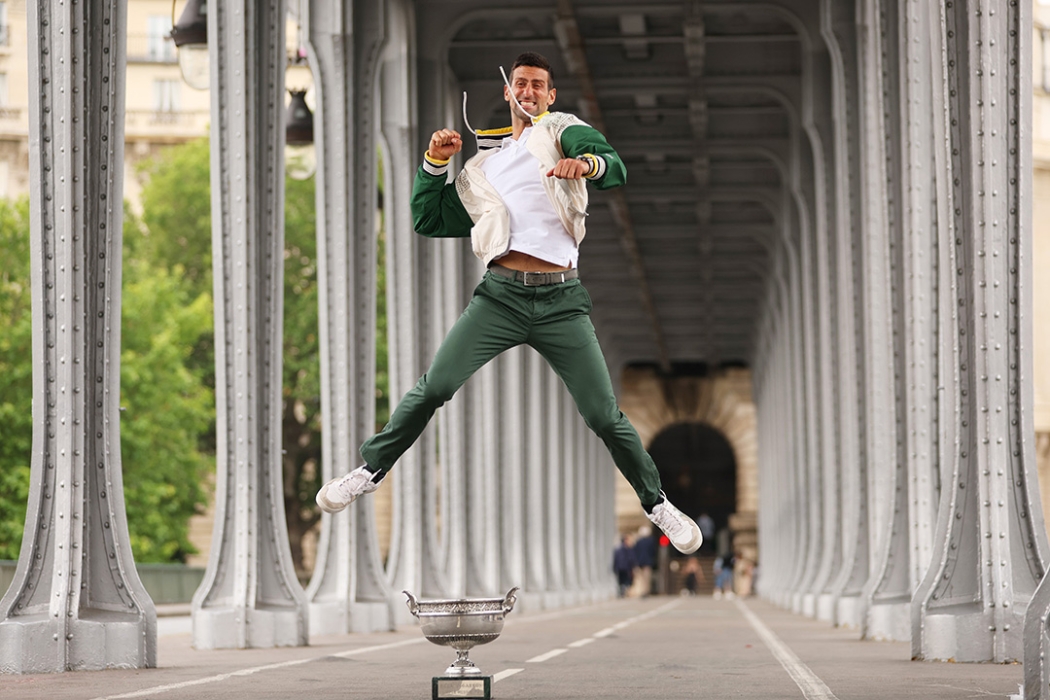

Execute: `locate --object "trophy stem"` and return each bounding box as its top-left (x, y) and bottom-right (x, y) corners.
top-left (444, 650), bottom-right (482, 677)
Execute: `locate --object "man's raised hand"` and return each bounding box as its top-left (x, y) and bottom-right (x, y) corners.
top-left (427, 129), bottom-right (463, 161)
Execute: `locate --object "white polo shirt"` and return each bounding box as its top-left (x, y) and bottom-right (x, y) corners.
top-left (480, 127), bottom-right (579, 269)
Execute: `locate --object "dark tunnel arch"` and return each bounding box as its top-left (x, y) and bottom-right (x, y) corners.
top-left (649, 422), bottom-right (737, 550)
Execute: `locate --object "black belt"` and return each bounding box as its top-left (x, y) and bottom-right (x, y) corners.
top-left (488, 264), bottom-right (578, 286)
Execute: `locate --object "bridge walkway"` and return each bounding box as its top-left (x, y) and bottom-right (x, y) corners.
top-left (0, 596), bottom-right (1024, 700)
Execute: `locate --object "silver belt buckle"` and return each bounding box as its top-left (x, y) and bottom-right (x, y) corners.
top-left (522, 271), bottom-right (543, 286)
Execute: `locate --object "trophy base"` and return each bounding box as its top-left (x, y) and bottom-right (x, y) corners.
top-left (432, 675), bottom-right (491, 699)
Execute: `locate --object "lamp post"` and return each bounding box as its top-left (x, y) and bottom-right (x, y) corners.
top-left (285, 90), bottom-right (315, 180)
top-left (170, 0), bottom-right (208, 90)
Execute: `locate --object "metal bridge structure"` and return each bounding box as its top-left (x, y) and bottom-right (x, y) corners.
top-left (3, 0), bottom-right (1050, 697)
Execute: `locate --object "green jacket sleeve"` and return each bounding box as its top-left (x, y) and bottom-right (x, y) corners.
top-left (559, 123), bottom-right (627, 190)
top-left (410, 161), bottom-right (474, 238)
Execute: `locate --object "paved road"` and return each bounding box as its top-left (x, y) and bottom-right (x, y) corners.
top-left (0, 596), bottom-right (1025, 699)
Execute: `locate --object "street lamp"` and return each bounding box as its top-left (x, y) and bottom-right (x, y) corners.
top-left (170, 0), bottom-right (209, 90)
top-left (285, 90), bottom-right (316, 180)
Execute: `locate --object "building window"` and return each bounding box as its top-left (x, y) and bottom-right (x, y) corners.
top-left (0, 3), bottom-right (9, 47)
top-left (147, 16), bottom-right (175, 62)
top-left (1042, 28), bottom-right (1050, 93)
top-left (153, 79), bottom-right (180, 115)
top-left (0, 73), bottom-right (8, 106)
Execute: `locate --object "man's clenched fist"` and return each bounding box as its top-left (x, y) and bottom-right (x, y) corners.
top-left (546, 157), bottom-right (590, 180)
top-left (427, 129), bottom-right (462, 161)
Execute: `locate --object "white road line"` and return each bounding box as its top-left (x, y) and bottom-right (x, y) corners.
top-left (591, 598), bottom-right (682, 641)
top-left (734, 599), bottom-right (840, 700)
top-left (89, 637), bottom-right (426, 700)
top-left (526, 648), bottom-right (568, 663)
top-left (493, 668), bottom-right (524, 682)
top-left (568, 637), bottom-right (596, 648)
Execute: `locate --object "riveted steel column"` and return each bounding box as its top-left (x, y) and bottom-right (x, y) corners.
top-left (899, 0), bottom-right (941, 598)
top-left (300, 0), bottom-right (393, 636)
top-left (859, 0), bottom-right (921, 643)
top-left (600, 429), bottom-right (617, 597)
top-left (573, 412), bottom-right (589, 597)
top-left (544, 368), bottom-right (567, 606)
top-left (561, 385), bottom-right (581, 602)
top-left (436, 239), bottom-right (469, 597)
top-left (852, 0), bottom-right (901, 643)
top-left (377, 0), bottom-right (449, 615)
top-left (914, 0), bottom-right (1047, 663)
top-left (819, 0), bottom-right (868, 628)
top-left (498, 349), bottom-right (527, 599)
top-left (0, 0), bottom-right (156, 673)
top-left (467, 351), bottom-right (501, 596)
top-left (410, 234), bottom-right (450, 602)
top-left (523, 350), bottom-right (548, 607)
top-left (757, 290), bottom-right (793, 602)
top-left (586, 430), bottom-right (606, 597)
top-left (793, 150), bottom-right (826, 616)
top-left (780, 197), bottom-right (812, 611)
top-left (805, 33), bottom-right (844, 623)
top-left (192, 0), bottom-right (308, 650)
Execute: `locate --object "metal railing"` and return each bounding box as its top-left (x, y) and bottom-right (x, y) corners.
top-left (1, 560), bottom-right (206, 605)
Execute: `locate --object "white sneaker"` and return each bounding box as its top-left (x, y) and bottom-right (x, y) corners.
top-left (316, 465), bottom-right (383, 513)
top-left (646, 495), bottom-right (702, 554)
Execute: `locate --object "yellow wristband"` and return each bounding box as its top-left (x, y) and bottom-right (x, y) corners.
top-left (424, 150), bottom-right (450, 165)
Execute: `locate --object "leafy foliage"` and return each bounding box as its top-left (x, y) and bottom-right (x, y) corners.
top-left (0, 199), bottom-right (33, 559)
top-left (118, 254), bottom-right (214, 562)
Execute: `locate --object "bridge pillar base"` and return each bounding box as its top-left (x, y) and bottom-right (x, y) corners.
top-left (193, 607), bottom-right (306, 650)
top-left (816, 594), bottom-right (836, 623)
top-left (0, 611), bottom-right (152, 673)
top-left (835, 595), bottom-right (862, 629)
top-left (921, 610), bottom-right (1023, 663)
top-left (865, 601), bottom-right (909, 642)
top-left (308, 600), bottom-right (347, 636)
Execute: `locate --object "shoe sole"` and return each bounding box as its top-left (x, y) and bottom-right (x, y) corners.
top-left (315, 479), bottom-right (352, 514)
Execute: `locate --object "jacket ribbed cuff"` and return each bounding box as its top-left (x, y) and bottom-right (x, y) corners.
top-left (422, 151), bottom-right (450, 177)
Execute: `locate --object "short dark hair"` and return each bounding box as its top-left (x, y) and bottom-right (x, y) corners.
top-left (510, 52), bottom-right (554, 88)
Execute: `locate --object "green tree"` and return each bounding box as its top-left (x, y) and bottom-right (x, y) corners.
top-left (281, 175), bottom-right (323, 569)
top-left (0, 198), bottom-right (213, 562)
top-left (118, 249), bottom-right (214, 562)
top-left (0, 199), bottom-right (33, 559)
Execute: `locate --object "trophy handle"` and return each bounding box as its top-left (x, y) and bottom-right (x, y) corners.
top-left (502, 587), bottom-right (520, 614)
top-left (403, 590), bottom-right (420, 617)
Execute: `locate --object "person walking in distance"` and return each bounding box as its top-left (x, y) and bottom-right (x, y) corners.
top-left (613, 536), bottom-right (638, 598)
top-left (315, 51), bottom-right (702, 555)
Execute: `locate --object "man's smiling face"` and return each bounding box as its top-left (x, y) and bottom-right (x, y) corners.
top-left (505, 65), bottom-right (556, 122)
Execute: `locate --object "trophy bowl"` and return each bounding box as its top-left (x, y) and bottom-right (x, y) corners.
top-left (404, 587), bottom-right (519, 678)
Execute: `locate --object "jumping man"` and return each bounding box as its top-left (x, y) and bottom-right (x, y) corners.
top-left (316, 52), bottom-right (702, 555)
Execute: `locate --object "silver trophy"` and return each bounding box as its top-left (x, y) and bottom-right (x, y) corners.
top-left (404, 587), bottom-right (519, 700)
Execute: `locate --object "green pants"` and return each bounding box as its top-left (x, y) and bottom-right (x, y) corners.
top-left (360, 271), bottom-right (662, 506)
